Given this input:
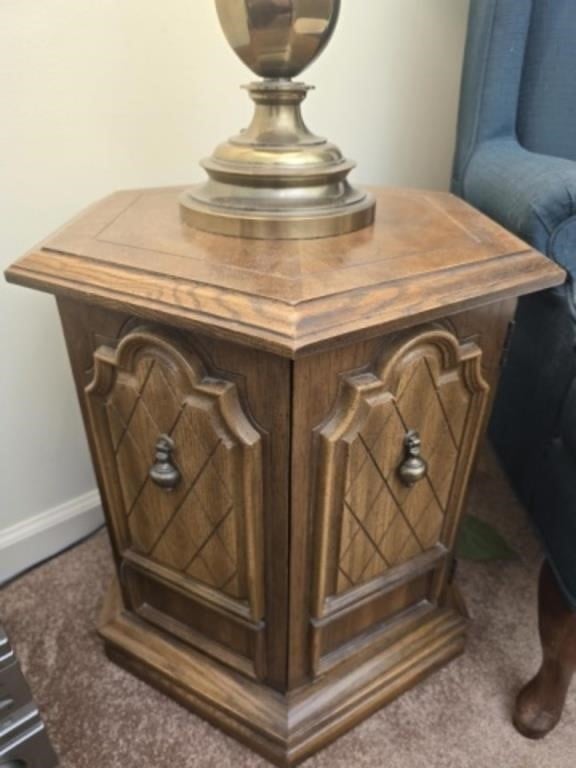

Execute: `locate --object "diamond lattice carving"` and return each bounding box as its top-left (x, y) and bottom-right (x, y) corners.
top-left (86, 329), bottom-right (264, 612)
top-left (313, 327), bottom-right (489, 607)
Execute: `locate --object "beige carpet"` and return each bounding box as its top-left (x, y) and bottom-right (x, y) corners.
top-left (1, 447), bottom-right (575, 768)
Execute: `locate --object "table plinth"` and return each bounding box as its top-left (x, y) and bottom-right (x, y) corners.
top-left (5, 187), bottom-right (564, 766)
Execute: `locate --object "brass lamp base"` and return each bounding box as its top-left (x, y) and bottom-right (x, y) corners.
top-left (180, 193), bottom-right (376, 241)
top-left (180, 81), bottom-right (375, 240)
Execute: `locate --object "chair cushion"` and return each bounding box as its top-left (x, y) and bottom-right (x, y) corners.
top-left (531, 437), bottom-right (576, 610)
top-left (490, 286), bottom-right (576, 502)
top-left (518, 0), bottom-right (576, 162)
top-left (561, 378), bottom-right (576, 462)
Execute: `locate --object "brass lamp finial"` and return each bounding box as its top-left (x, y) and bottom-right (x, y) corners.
top-left (180, 0), bottom-right (376, 240)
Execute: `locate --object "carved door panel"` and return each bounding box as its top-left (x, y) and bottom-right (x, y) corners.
top-left (311, 327), bottom-right (489, 674)
top-left (85, 327), bottom-right (265, 679)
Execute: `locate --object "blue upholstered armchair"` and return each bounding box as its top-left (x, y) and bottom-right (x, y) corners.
top-left (453, 0), bottom-right (576, 740)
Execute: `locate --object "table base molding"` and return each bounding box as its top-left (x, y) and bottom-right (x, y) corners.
top-left (100, 579), bottom-right (467, 767)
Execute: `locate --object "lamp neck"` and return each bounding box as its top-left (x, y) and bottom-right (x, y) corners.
top-left (236, 81), bottom-right (320, 148)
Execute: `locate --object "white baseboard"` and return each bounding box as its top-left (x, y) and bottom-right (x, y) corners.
top-left (0, 490), bottom-right (104, 584)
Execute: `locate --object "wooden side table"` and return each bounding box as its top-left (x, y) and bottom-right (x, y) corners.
top-left (5, 187), bottom-right (564, 766)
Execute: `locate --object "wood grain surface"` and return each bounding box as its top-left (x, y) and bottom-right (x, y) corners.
top-left (5, 187), bottom-right (564, 357)
top-left (4, 185), bottom-right (566, 766)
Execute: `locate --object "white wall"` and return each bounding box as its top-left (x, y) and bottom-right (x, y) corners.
top-left (0, 0), bottom-right (470, 579)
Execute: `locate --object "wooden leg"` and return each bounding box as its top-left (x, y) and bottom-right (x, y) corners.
top-left (514, 560), bottom-right (576, 739)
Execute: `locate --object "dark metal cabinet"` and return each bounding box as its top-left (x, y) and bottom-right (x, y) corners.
top-left (0, 627), bottom-right (57, 768)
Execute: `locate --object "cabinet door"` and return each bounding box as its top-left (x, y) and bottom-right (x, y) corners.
top-left (311, 327), bottom-right (489, 674)
top-left (86, 327), bottom-right (266, 679)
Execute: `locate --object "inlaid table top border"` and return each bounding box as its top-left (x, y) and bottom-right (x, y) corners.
top-left (5, 186), bottom-right (564, 357)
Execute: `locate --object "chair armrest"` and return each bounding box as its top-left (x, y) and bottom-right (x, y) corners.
top-left (463, 139), bottom-right (576, 277)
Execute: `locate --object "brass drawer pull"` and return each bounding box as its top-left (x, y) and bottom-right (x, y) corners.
top-left (149, 435), bottom-right (181, 492)
top-left (398, 430), bottom-right (428, 487)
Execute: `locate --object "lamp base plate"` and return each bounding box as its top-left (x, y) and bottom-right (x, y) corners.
top-left (179, 191), bottom-right (376, 240)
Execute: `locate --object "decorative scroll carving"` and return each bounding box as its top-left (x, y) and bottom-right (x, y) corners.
top-left (86, 328), bottom-right (264, 620)
top-left (313, 327), bottom-right (489, 616)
